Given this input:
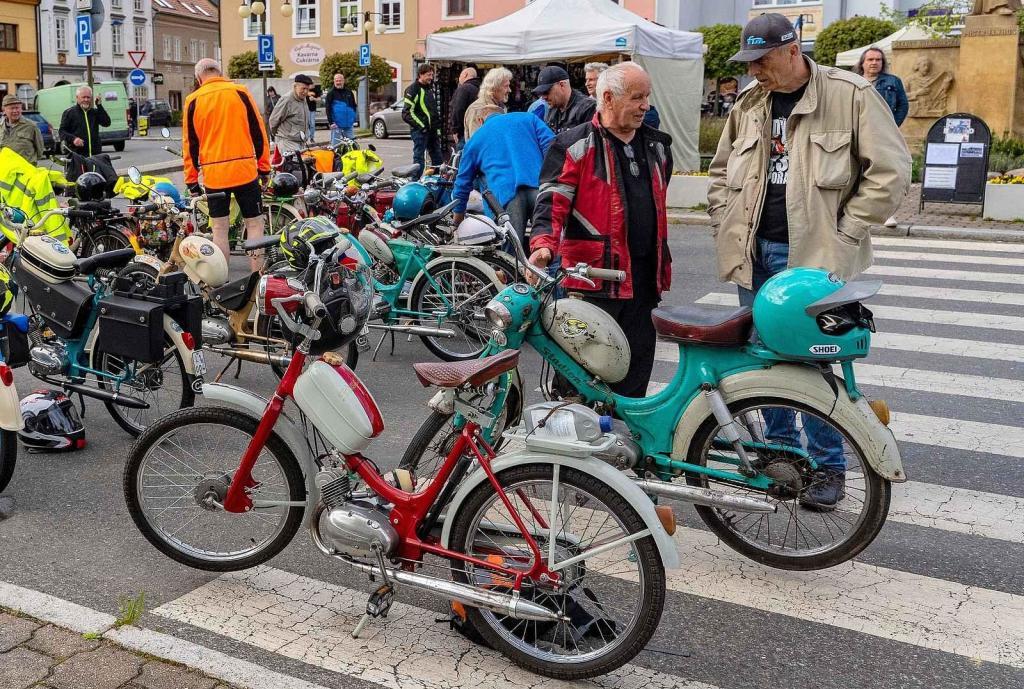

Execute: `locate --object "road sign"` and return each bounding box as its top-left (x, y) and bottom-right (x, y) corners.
top-left (90, 0), bottom-right (105, 32)
top-left (75, 15), bottom-right (93, 57)
top-left (258, 34), bottom-right (275, 71)
top-left (128, 50), bottom-right (145, 68)
top-left (76, 0), bottom-right (92, 10)
top-left (359, 43), bottom-right (370, 67)
top-left (152, 73), bottom-right (164, 85)
top-left (128, 69), bottom-right (146, 86)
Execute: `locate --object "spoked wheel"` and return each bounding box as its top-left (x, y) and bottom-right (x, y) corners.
top-left (123, 407), bottom-right (305, 571)
top-left (411, 260), bottom-right (500, 361)
top-left (685, 397), bottom-right (890, 570)
top-left (78, 228), bottom-right (132, 257)
top-left (0, 430), bottom-right (18, 493)
top-left (448, 464), bottom-right (665, 680)
top-left (95, 335), bottom-right (195, 437)
top-left (264, 201), bottom-right (301, 238)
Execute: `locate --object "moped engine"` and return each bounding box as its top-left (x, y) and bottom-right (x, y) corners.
top-left (200, 316), bottom-right (234, 345)
top-left (27, 321), bottom-right (69, 377)
top-left (593, 418), bottom-right (643, 470)
top-left (314, 469), bottom-right (399, 559)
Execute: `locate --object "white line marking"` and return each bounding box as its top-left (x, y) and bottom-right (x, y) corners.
top-left (870, 332), bottom-right (1024, 363)
top-left (888, 480), bottom-right (1024, 544)
top-left (872, 237), bottom-right (1024, 253)
top-left (698, 293), bottom-right (1024, 332)
top-left (874, 283), bottom-right (1024, 307)
top-left (0, 581), bottom-right (115, 634)
top-left (864, 264), bottom-right (1024, 285)
top-left (874, 250), bottom-right (1024, 267)
top-left (890, 411), bottom-right (1024, 459)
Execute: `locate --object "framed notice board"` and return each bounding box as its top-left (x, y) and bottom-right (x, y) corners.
top-left (919, 113), bottom-right (991, 211)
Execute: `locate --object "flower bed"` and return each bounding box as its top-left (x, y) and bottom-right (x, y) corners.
top-left (983, 176), bottom-right (1024, 221)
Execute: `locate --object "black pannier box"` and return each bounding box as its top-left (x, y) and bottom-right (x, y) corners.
top-left (95, 296), bottom-right (164, 363)
top-left (12, 256), bottom-right (94, 339)
top-left (112, 270), bottom-right (203, 349)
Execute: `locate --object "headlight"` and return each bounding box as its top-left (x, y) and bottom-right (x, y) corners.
top-left (484, 300), bottom-right (512, 328)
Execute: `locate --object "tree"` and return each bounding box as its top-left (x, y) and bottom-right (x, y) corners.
top-left (695, 24), bottom-right (746, 82)
top-left (434, 23), bottom-right (476, 34)
top-left (319, 51), bottom-right (394, 91)
top-left (227, 50), bottom-right (283, 79)
top-left (813, 16), bottom-right (898, 67)
top-left (881, 0), bottom-right (967, 38)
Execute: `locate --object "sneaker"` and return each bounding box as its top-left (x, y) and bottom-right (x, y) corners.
top-left (884, 216), bottom-right (898, 228)
top-left (799, 471), bottom-right (845, 511)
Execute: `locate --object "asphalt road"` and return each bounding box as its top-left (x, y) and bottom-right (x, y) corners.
top-left (2, 221), bottom-right (1022, 689)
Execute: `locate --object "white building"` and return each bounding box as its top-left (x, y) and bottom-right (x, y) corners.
top-left (38, 0), bottom-right (156, 99)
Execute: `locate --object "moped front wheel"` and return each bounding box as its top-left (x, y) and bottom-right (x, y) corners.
top-left (411, 260), bottom-right (500, 361)
top-left (0, 430), bottom-right (17, 493)
top-left (123, 406), bottom-right (305, 572)
top-left (685, 396), bottom-right (890, 571)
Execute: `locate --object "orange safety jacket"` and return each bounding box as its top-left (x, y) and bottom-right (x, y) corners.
top-left (183, 77), bottom-right (270, 189)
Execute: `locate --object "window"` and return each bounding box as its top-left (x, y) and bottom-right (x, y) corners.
top-left (378, 0), bottom-right (402, 30)
top-left (181, 2), bottom-right (198, 12)
top-left (335, 0), bottom-right (358, 34)
top-left (134, 24), bottom-right (145, 51)
top-left (55, 18), bottom-right (68, 52)
top-left (153, 0), bottom-right (173, 7)
top-left (112, 0), bottom-right (122, 8)
top-left (295, 0), bottom-right (318, 35)
top-left (92, 31), bottom-right (100, 54)
top-left (134, 0), bottom-right (143, 12)
top-left (189, 38), bottom-right (198, 58)
top-left (163, 35), bottom-right (172, 59)
top-left (112, 22), bottom-right (123, 54)
top-left (0, 23), bottom-right (17, 51)
top-left (443, 0), bottom-right (470, 18)
top-left (244, 11), bottom-right (269, 39)
top-left (199, 39), bottom-right (207, 58)
top-left (173, 36), bottom-right (181, 61)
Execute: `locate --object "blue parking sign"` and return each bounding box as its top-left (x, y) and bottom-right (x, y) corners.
top-left (359, 43), bottom-right (370, 68)
top-left (258, 34), bottom-right (275, 71)
top-left (75, 15), bottom-right (93, 57)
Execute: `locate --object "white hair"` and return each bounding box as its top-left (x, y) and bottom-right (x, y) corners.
top-left (480, 67), bottom-right (513, 104)
top-left (194, 58), bottom-right (222, 80)
top-left (595, 62), bottom-right (648, 112)
top-left (584, 62), bottom-right (609, 75)
top-left (75, 86), bottom-right (93, 97)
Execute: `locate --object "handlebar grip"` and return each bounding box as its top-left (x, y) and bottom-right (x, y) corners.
top-left (482, 190), bottom-right (504, 217)
top-left (586, 267), bottom-right (627, 283)
top-left (67, 209), bottom-right (95, 220)
top-left (304, 292), bottom-right (328, 320)
top-left (204, 192), bottom-right (227, 200)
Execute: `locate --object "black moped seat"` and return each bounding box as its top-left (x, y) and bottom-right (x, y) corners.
top-left (210, 271), bottom-right (260, 312)
top-left (74, 248), bottom-right (137, 275)
top-left (242, 235), bottom-right (282, 252)
top-left (652, 305), bottom-right (753, 347)
top-left (391, 164), bottom-right (420, 179)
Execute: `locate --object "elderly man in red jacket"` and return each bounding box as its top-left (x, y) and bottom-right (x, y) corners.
top-left (529, 62), bottom-right (673, 398)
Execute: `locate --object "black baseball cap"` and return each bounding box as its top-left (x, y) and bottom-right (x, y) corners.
top-left (532, 65), bottom-right (570, 95)
top-left (729, 13), bottom-right (798, 62)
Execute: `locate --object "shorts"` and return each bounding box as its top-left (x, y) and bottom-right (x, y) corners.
top-left (205, 179), bottom-right (263, 220)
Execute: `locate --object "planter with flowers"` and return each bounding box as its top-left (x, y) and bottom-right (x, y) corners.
top-left (668, 171), bottom-right (711, 209)
top-left (983, 173), bottom-right (1024, 221)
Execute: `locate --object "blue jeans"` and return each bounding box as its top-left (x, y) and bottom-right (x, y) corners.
top-left (331, 125), bottom-right (355, 146)
top-left (410, 129), bottom-right (443, 179)
top-left (308, 112), bottom-right (316, 141)
top-left (738, 238), bottom-right (846, 472)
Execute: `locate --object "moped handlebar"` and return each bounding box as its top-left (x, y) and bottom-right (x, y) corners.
top-left (582, 266), bottom-right (626, 283)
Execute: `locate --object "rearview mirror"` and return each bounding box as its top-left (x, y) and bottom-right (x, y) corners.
top-left (127, 166), bottom-right (142, 185)
top-left (160, 127), bottom-right (170, 138)
top-left (367, 144), bottom-right (376, 152)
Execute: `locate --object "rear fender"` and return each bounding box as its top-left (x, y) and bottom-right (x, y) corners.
top-left (0, 376), bottom-right (22, 431)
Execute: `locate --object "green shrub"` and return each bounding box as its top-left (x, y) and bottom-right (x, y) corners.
top-left (319, 51), bottom-right (394, 91)
top-left (813, 17), bottom-right (897, 67)
top-left (227, 51), bottom-right (282, 79)
top-left (700, 117), bottom-right (727, 156)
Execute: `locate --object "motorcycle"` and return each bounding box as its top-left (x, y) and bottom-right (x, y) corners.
top-left (1, 203), bottom-right (204, 437)
top-left (123, 251), bottom-right (677, 680)
top-left (401, 191), bottom-right (905, 572)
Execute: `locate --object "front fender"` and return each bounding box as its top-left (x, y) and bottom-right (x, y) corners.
top-left (407, 255), bottom-right (502, 311)
top-left (201, 382), bottom-right (318, 524)
top-left (440, 452), bottom-right (680, 570)
top-left (671, 364), bottom-right (905, 482)
top-left (0, 378), bottom-right (22, 431)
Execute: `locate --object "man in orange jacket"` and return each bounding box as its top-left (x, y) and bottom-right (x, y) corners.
top-left (183, 58), bottom-right (271, 269)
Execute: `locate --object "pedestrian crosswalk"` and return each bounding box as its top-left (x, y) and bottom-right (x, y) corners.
top-left (149, 236), bottom-right (1024, 688)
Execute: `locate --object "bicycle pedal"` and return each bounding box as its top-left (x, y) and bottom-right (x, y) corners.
top-left (366, 582), bottom-right (396, 618)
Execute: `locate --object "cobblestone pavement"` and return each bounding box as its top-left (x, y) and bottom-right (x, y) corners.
top-left (889, 183), bottom-right (1023, 229)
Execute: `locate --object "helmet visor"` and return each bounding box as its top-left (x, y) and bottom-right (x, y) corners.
top-left (31, 399), bottom-right (83, 435)
top-left (816, 303), bottom-right (876, 337)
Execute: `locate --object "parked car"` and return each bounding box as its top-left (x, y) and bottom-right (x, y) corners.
top-left (141, 99), bottom-right (173, 127)
top-left (370, 102), bottom-right (409, 139)
top-left (369, 100), bottom-right (392, 115)
top-left (34, 81), bottom-right (132, 152)
top-left (21, 111), bottom-right (55, 154)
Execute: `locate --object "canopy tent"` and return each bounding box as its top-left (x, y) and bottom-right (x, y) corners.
top-left (835, 25), bottom-right (931, 68)
top-left (426, 0), bottom-right (704, 171)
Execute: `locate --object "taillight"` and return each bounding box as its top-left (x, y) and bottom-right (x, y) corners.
top-left (181, 332), bottom-right (195, 350)
top-left (0, 364), bottom-right (12, 386)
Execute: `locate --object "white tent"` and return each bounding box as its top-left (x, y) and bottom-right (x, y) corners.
top-left (835, 25), bottom-right (931, 68)
top-left (426, 0), bottom-right (704, 171)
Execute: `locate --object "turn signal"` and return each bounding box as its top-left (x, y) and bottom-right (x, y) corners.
top-left (868, 399), bottom-right (890, 426)
top-left (0, 364), bottom-right (11, 386)
top-left (655, 505), bottom-right (677, 536)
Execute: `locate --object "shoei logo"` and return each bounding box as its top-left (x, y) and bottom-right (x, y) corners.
top-left (810, 344), bottom-right (842, 355)
top-left (560, 318), bottom-right (590, 338)
top-left (746, 36), bottom-right (767, 45)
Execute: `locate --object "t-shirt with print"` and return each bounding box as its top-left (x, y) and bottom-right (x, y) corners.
top-left (756, 83), bottom-right (807, 244)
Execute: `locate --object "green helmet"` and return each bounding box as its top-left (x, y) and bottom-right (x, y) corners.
top-left (752, 267), bottom-right (880, 362)
top-left (279, 216), bottom-right (341, 271)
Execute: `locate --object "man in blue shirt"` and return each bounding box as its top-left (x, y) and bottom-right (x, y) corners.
top-left (325, 72), bottom-right (358, 146)
top-left (452, 112), bottom-right (555, 248)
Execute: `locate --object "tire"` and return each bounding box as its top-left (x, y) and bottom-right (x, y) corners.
top-left (410, 260), bottom-right (500, 361)
top-left (78, 229), bottom-right (132, 258)
top-left (115, 261), bottom-right (159, 286)
top-left (373, 120), bottom-right (388, 139)
top-left (448, 464), bottom-right (665, 680)
top-left (263, 201), bottom-right (302, 242)
top-left (95, 334), bottom-right (195, 437)
top-left (123, 406), bottom-right (305, 571)
top-left (113, 141), bottom-right (126, 152)
top-left (0, 430), bottom-right (18, 493)
top-left (685, 396), bottom-right (890, 570)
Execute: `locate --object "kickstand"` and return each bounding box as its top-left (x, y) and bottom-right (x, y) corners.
top-left (371, 330), bottom-right (388, 362)
top-left (214, 357), bottom-right (234, 384)
top-left (352, 544), bottom-right (396, 639)
top-left (232, 357), bottom-right (243, 379)
top-left (76, 392), bottom-right (86, 419)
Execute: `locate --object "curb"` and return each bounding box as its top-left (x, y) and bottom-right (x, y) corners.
top-left (0, 580), bottom-right (330, 689)
top-left (135, 160), bottom-right (184, 177)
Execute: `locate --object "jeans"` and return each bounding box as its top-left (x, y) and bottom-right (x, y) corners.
top-left (331, 125), bottom-right (355, 146)
top-left (504, 187), bottom-right (537, 253)
top-left (307, 111), bottom-right (316, 142)
top-left (410, 129), bottom-right (443, 179)
top-left (738, 238), bottom-right (846, 471)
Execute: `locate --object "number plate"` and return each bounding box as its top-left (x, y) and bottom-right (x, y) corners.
top-left (192, 350), bottom-right (207, 376)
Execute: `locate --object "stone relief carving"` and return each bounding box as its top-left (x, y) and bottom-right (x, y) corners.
top-left (972, 0), bottom-right (1022, 15)
top-left (906, 56), bottom-right (955, 118)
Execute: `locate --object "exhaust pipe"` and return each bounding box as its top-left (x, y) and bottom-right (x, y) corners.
top-left (367, 323), bottom-right (457, 338)
top-left (635, 479), bottom-right (777, 513)
top-left (207, 346), bottom-right (292, 368)
top-left (61, 382), bottom-right (150, 409)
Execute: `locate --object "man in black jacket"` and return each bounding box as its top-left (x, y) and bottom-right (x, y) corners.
top-left (403, 63), bottom-right (443, 178)
top-left (448, 66), bottom-right (479, 149)
top-left (534, 66), bottom-right (595, 134)
top-left (58, 86), bottom-right (110, 157)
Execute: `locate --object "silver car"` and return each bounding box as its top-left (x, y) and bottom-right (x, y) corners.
top-left (370, 102), bottom-right (410, 139)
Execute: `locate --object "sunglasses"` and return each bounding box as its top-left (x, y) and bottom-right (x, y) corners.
top-left (623, 144), bottom-right (640, 178)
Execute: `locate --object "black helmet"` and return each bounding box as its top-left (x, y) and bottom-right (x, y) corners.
top-left (271, 172), bottom-right (300, 199)
top-left (280, 216), bottom-right (341, 271)
top-left (18, 390), bottom-right (85, 452)
top-left (307, 261), bottom-right (373, 355)
top-left (75, 171), bottom-right (108, 202)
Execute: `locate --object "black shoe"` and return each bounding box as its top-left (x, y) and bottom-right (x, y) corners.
top-left (799, 471), bottom-right (845, 511)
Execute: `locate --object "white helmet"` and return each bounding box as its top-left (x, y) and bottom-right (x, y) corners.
top-left (455, 214), bottom-right (499, 246)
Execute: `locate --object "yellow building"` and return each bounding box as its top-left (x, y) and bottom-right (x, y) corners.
top-left (0, 0), bottom-right (41, 102)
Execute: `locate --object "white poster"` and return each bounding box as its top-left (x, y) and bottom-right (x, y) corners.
top-left (924, 166), bottom-right (958, 189)
top-left (943, 117), bottom-right (973, 143)
top-left (960, 143), bottom-right (985, 158)
top-left (926, 143), bottom-right (960, 165)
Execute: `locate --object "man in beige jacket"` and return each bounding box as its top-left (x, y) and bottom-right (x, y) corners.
top-left (708, 13), bottom-right (910, 509)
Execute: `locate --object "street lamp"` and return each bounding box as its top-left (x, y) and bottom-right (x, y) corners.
top-left (342, 11), bottom-right (385, 130)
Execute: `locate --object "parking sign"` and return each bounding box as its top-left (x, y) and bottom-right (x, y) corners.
top-left (359, 43), bottom-right (370, 68)
top-left (258, 34), bottom-right (275, 71)
top-left (75, 15), bottom-right (93, 57)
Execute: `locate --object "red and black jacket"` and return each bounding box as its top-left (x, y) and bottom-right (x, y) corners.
top-left (531, 114), bottom-right (673, 299)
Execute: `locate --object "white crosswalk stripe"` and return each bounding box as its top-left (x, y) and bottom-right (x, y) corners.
top-left (874, 283), bottom-right (1024, 307)
top-left (872, 237), bottom-right (1024, 253)
top-left (873, 250), bottom-right (1024, 267)
top-left (865, 264), bottom-right (1024, 284)
top-left (870, 332), bottom-right (1024, 363)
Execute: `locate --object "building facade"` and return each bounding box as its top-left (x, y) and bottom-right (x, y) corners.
top-left (153, 0), bottom-right (219, 110)
top-left (220, 0), bottom-right (419, 101)
top-left (38, 0), bottom-right (156, 96)
top-left (0, 0), bottom-right (42, 103)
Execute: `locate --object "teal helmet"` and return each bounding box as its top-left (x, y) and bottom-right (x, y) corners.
top-left (392, 182), bottom-right (432, 222)
top-left (752, 268), bottom-right (880, 362)
top-left (153, 182), bottom-right (183, 208)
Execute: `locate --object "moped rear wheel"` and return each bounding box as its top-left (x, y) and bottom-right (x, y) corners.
top-left (448, 464), bottom-right (665, 680)
top-left (411, 260), bottom-right (500, 361)
top-left (685, 396), bottom-right (890, 570)
top-left (123, 406), bottom-right (305, 572)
